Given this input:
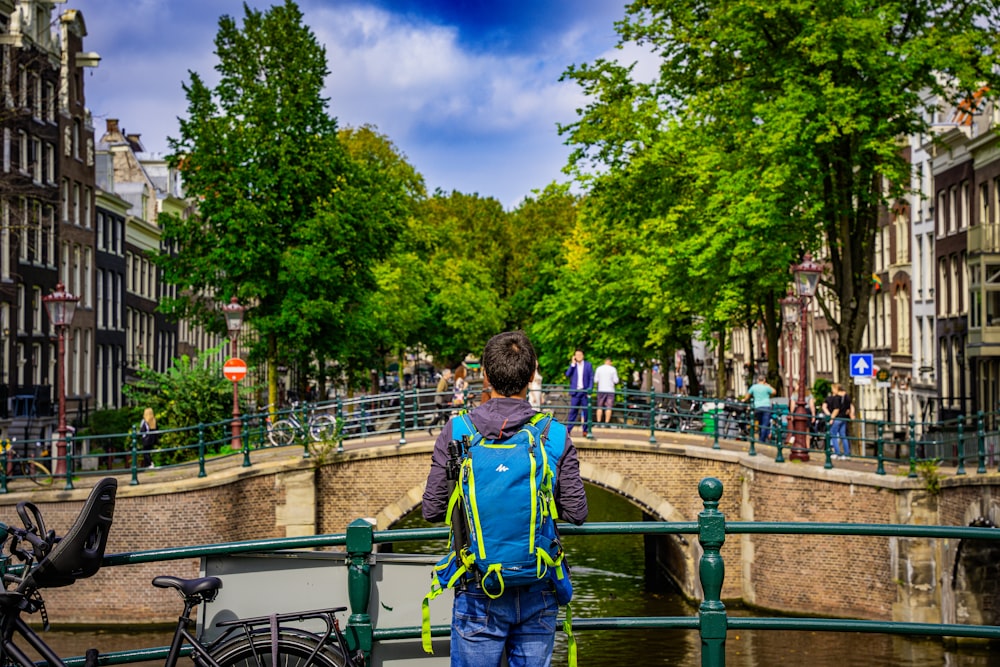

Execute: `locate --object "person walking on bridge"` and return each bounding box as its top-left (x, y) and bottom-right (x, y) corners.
top-left (743, 375), bottom-right (776, 444)
top-left (593, 358), bottom-right (620, 424)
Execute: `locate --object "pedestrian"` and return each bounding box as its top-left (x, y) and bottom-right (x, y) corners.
top-left (564, 348), bottom-right (594, 436)
top-left (422, 330), bottom-right (588, 666)
top-left (593, 357), bottom-right (620, 424)
top-left (427, 368), bottom-right (453, 436)
top-left (528, 362), bottom-right (543, 411)
top-left (742, 374), bottom-right (776, 443)
top-left (139, 407), bottom-right (159, 469)
top-left (452, 366), bottom-right (468, 408)
top-left (824, 383), bottom-right (854, 460)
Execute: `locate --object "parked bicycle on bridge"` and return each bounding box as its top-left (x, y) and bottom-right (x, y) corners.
top-left (0, 478), bottom-right (365, 667)
top-left (265, 402), bottom-right (338, 447)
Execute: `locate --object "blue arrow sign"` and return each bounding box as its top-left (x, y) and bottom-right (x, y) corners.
top-left (849, 353), bottom-right (873, 377)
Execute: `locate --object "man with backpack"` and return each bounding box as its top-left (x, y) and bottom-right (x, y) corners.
top-left (422, 330), bottom-right (588, 666)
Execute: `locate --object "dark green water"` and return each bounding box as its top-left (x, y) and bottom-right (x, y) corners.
top-left (392, 483), bottom-right (1000, 666)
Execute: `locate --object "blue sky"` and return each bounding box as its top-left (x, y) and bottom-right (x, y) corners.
top-left (70, 0), bottom-right (640, 208)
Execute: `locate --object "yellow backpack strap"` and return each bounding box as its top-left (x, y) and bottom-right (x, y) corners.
top-left (564, 603), bottom-right (577, 667)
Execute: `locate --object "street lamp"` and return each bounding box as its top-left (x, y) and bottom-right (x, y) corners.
top-left (222, 297), bottom-right (245, 449)
top-left (42, 283), bottom-right (79, 477)
top-left (787, 254), bottom-right (823, 461)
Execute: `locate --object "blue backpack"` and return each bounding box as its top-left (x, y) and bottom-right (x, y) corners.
top-left (422, 412), bottom-right (575, 655)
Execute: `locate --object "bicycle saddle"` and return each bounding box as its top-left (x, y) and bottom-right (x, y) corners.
top-left (152, 575), bottom-right (222, 599)
top-left (18, 478), bottom-right (117, 591)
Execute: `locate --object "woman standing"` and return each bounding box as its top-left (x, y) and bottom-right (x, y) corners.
top-left (139, 407), bottom-right (159, 469)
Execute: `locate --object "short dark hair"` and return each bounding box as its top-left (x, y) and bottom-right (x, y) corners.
top-left (482, 331), bottom-right (536, 397)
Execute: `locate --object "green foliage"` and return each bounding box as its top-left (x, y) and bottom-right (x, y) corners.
top-left (78, 406), bottom-right (143, 455)
top-left (561, 0), bottom-right (1000, 382)
top-left (122, 349), bottom-right (235, 463)
top-left (812, 379), bottom-right (833, 402)
top-left (915, 458), bottom-right (943, 497)
top-left (158, 1), bottom-right (412, 405)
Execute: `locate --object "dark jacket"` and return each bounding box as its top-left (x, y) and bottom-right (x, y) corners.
top-left (422, 397), bottom-right (588, 526)
top-left (564, 361), bottom-right (595, 393)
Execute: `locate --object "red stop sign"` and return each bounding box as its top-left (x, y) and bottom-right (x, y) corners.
top-left (224, 358), bottom-right (247, 382)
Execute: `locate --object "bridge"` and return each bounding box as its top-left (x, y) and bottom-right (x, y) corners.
top-left (0, 426), bottom-right (997, 634)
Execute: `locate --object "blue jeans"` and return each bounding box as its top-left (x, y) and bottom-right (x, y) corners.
top-left (567, 392), bottom-right (589, 433)
top-left (830, 418), bottom-right (850, 456)
top-left (450, 586), bottom-right (558, 667)
top-left (754, 408), bottom-right (772, 443)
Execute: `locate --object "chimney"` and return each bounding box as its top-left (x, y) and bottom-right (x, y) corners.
top-left (106, 118), bottom-right (119, 134)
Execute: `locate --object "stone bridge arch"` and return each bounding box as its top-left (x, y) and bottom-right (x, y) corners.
top-left (373, 458), bottom-right (703, 600)
top-left (942, 495), bottom-right (1000, 627)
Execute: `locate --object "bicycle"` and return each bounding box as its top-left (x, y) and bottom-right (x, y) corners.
top-left (3, 439), bottom-right (53, 487)
top-left (266, 403), bottom-right (337, 447)
top-left (0, 478), bottom-right (365, 667)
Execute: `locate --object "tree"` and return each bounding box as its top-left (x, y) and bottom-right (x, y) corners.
top-left (563, 0), bottom-right (1000, 382)
top-left (158, 1), bottom-right (405, 410)
top-left (122, 349), bottom-right (234, 463)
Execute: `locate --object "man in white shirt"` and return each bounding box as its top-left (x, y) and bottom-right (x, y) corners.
top-left (593, 358), bottom-right (620, 424)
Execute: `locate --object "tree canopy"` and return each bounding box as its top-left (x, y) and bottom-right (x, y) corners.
top-left (158, 1), bottom-right (411, 405)
top-left (561, 0), bottom-right (1000, 382)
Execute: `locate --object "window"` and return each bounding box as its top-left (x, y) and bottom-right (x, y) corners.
top-left (96, 269), bottom-right (103, 328)
top-left (72, 119), bottom-right (80, 160)
top-left (961, 181), bottom-right (970, 230)
top-left (16, 130), bottom-right (26, 173)
top-left (83, 187), bottom-right (91, 228)
top-left (32, 286), bottom-right (41, 333)
top-left (29, 137), bottom-right (40, 182)
top-left (61, 178), bottom-right (69, 222)
top-left (73, 183), bottom-right (80, 225)
top-left (44, 81), bottom-right (54, 122)
top-left (949, 186), bottom-right (958, 234)
top-left (44, 142), bottom-right (54, 183)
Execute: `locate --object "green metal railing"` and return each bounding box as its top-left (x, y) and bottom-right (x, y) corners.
top-left (39, 477), bottom-right (1000, 667)
top-left (2, 386), bottom-right (998, 493)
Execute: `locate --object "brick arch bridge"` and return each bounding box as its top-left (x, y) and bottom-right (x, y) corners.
top-left (1, 430), bottom-right (997, 629)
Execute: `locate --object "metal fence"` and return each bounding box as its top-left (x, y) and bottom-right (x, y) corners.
top-left (32, 477), bottom-right (1000, 667)
top-left (2, 385), bottom-right (999, 492)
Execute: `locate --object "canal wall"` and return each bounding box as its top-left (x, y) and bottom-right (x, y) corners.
top-left (0, 433), bottom-right (997, 628)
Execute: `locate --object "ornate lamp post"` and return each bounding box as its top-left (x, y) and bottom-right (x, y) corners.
top-left (222, 297), bottom-right (245, 450)
top-left (787, 255), bottom-right (823, 461)
top-left (42, 283), bottom-right (79, 477)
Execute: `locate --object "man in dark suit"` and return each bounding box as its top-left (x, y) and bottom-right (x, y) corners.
top-left (564, 348), bottom-right (594, 436)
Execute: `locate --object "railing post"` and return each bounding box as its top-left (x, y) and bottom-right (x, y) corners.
top-left (698, 477), bottom-right (727, 667)
top-left (0, 440), bottom-right (8, 494)
top-left (197, 424), bottom-right (207, 478)
top-left (712, 400), bottom-right (721, 449)
top-left (336, 397), bottom-right (345, 453)
top-left (907, 415), bottom-right (918, 478)
top-left (412, 391), bottom-right (420, 430)
top-left (241, 414), bottom-right (252, 468)
top-left (129, 427), bottom-right (140, 486)
top-left (976, 411), bottom-right (987, 475)
top-left (586, 389), bottom-right (595, 439)
top-left (774, 419), bottom-right (785, 463)
top-left (346, 518), bottom-right (374, 666)
top-left (398, 389), bottom-right (407, 447)
top-left (956, 417), bottom-right (966, 476)
top-left (63, 434), bottom-right (74, 491)
top-left (648, 389), bottom-right (656, 444)
top-left (876, 421), bottom-right (886, 475)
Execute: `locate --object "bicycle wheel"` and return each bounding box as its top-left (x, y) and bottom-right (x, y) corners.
top-left (25, 460), bottom-right (53, 487)
top-left (210, 632), bottom-right (347, 667)
top-left (268, 420), bottom-right (297, 447)
top-left (309, 415), bottom-right (337, 442)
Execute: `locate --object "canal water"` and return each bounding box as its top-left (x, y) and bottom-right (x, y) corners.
top-left (34, 484), bottom-right (1000, 665)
